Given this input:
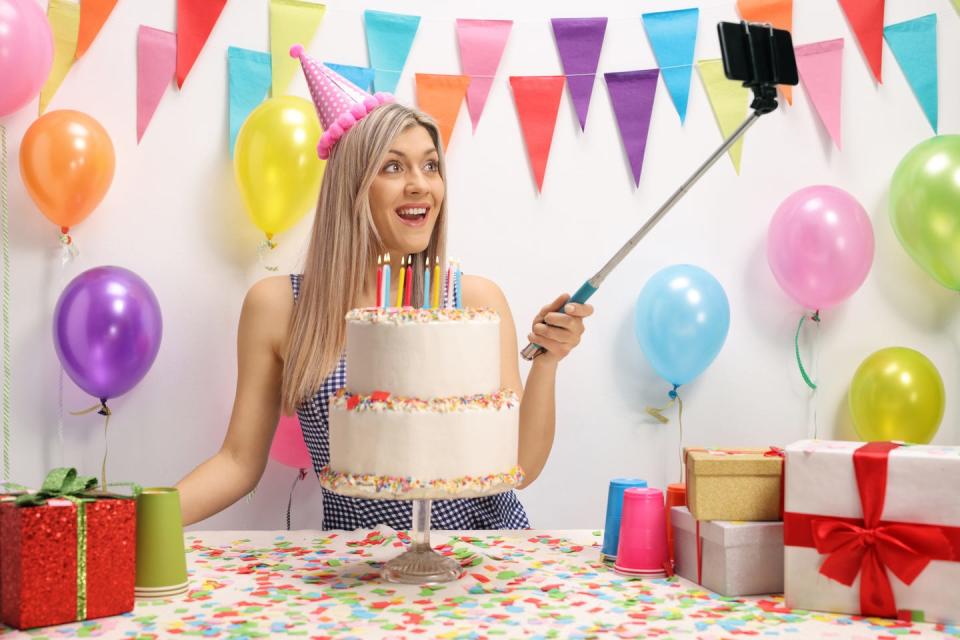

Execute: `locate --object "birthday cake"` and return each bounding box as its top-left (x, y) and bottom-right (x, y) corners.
top-left (319, 307), bottom-right (523, 499)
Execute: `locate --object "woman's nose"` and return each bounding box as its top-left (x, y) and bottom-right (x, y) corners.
top-left (405, 169), bottom-right (428, 194)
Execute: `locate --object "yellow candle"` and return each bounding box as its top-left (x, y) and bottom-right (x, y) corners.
top-left (431, 257), bottom-right (441, 308)
top-left (395, 255), bottom-right (406, 307)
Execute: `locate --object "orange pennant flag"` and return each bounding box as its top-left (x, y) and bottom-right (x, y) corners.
top-left (415, 74), bottom-right (470, 152)
top-left (75, 0), bottom-right (118, 60)
top-left (736, 0), bottom-right (793, 104)
top-left (509, 76), bottom-right (566, 194)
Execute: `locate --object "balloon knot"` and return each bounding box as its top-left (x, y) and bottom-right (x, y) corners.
top-left (812, 310), bottom-right (821, 323)
top-left (668, 384), bottom-right (679, 400)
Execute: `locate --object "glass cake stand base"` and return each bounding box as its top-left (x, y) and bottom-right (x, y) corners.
top-left (382, 499), bottom-right (464, 584)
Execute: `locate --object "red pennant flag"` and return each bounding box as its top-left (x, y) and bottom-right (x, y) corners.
top-left (176, 0), bottom-right (228, 88)
top-left (736, 0), bottom-right (793, 104)
top-left (75, 0), bottom-right (118, 59)
top-left (509, 76), bottom-right (565, 193)
top-left (415, 74), bottom-right (471, 152)
top-left (837, 0), bottom-right (884, 82)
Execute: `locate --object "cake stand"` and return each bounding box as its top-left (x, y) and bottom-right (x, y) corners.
top-left (382, 498), bottom-right (464, 584)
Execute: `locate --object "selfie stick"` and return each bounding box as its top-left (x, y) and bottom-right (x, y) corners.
top-left (521, 25), bottom-right (784, 361)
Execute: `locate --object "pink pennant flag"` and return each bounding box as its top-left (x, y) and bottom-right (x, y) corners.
top-left (137, 26), bottom-right (176, 143)
top-left (795, 39), bottom-right (843, 149)
top-left (456, 19), bottom-right (512, 132)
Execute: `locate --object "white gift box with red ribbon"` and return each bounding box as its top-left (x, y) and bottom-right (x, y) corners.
top-left (784, 440), bottom-right (960, 624)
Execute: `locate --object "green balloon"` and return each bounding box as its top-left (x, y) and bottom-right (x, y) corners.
top-left (890, 135), bottom-right (960, 290)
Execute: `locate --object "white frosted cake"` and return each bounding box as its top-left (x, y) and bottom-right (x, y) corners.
top-left (318, 307), bottom-right (524, 499)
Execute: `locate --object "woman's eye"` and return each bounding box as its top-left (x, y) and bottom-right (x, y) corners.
top-left (424, 160), bottom-right (438, 172)
top-left (383, 160), bottom-right (401, 173)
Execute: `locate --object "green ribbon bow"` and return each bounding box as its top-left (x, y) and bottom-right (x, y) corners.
top-left (14, 467), bottom-right (99, 507)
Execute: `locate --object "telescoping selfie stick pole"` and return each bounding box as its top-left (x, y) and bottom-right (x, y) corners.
top-left (521, 24), bottom-right (788, 361)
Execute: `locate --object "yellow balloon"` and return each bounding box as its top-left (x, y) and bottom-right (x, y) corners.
top-left (234, 96), bottom-right (325, 237)
top-left (849, 347), bottom-right (944, 444)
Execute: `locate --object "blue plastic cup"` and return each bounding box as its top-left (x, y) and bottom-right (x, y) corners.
top-left (601, 477), bottom-right (647, 562)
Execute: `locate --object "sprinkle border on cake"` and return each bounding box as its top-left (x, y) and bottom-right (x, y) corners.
top-left (330, 388), bottom-right (520, 413)
top-left (346, 307), bottom-right (499, 324)
top-left (319, 465), bottom-right (524, 495)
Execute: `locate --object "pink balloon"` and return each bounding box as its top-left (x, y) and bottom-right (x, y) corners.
top-left (0, 0), bottom-right (54, 117)
top-left (269, 414), bottom-right (312, 469)
top-left (767, 185), bottom-right (874, 310)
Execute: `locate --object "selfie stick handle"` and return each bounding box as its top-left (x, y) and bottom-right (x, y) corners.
top-left (521, 108), bottom-right (766, 362)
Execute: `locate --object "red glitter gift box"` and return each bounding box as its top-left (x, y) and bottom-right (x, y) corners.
top-left (0, 468), bottom-right (136, 630)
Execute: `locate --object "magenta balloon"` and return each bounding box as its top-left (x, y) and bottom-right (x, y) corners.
top-left (0, 0), bottom-right (54, 117)
top-left (767, 185), bottom-right (875, 310)
top-left (54, 266), bottom-right (163, 400)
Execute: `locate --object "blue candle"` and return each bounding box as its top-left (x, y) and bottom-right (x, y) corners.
top-left (455, 262), bottom-right (462, 309)
top-left (382, 260), bottom-right (391, 309)
top-left (423, 259), bottom-right (431, 309)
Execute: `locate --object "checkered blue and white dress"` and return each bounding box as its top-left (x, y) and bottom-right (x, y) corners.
top-left (291, 275), bottom-right (531, 531)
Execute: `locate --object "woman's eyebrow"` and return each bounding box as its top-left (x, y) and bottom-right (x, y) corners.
top-left (386, 148), bottom-right (438, 158)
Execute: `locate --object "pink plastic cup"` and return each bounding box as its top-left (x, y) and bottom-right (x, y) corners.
top-left (614, 487), bottom-right (668, 577)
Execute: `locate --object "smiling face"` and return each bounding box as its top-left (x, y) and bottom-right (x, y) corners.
top-left (368, 125), bottom-right (445, 257)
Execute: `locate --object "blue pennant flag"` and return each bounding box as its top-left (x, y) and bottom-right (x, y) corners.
top-left (325, 62), bottom-right (375, 92)
top-left (884, 13), bottom-right (938, 132)
top-left (642, 8), bottom-right (699, 123)
top-left (228, 46), bottom-right (272, 155)
top-left (364, 10), bottom-right (421, 93)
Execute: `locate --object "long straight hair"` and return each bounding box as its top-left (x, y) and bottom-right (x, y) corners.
top-left (281, 103), bottom-right (448, 411)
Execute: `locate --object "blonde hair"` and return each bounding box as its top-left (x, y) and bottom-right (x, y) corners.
top-left (281, 103), bottom-right (448, 411)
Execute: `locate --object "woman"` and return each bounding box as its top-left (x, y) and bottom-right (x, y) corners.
top-left (176, 51), bottom-right (593, 530)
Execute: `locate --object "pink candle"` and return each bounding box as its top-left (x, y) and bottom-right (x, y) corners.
top-left (403, 257), bottom-right (413, 307)
top-left (376, 254), bottom-right (383, 308)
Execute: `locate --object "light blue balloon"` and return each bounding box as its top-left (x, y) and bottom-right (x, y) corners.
top-left (634, 264), bottom-right (730, 386)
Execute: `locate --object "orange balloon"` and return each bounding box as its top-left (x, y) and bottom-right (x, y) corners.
top-left (19, 110), bottom-right (115, 232)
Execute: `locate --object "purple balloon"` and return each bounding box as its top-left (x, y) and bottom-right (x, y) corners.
top-left (54, 267), bottom-right (162, 400)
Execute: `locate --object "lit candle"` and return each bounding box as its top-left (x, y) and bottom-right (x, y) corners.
top-left (431, 256), bottom-right (441, 308)
top-left (423, 257), bottom-right (431, 309)
top-left (382, 254), bottom-right (391, 309)
top-left (376, 254), bottom-right (383, 308)
top-left (403, 256), bottom-right (413, 307)
top-left (455, 260), bottom-right (462, 309)
top-left (395, 255), bottom-right (406, 307)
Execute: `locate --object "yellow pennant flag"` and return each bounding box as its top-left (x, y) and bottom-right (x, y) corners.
top-left (270, 0), bottom-right (326, 97)
top-left (40, 0), bottom-right (81, 114)
top-left (696, 59), bottom-right (750, 174)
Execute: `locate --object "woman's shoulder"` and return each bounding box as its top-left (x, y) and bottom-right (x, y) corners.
top-left (461, 274), bottom-right (509, 309)
top-left (241, 275), bottom-right (295, 325)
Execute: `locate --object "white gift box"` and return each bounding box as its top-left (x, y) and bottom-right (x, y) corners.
top-left (671, 506), bottom-right (784, 596)
top-left (784, 440), bottom-right (960, 624)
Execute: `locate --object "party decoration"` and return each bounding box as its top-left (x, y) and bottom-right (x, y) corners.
top-left (0, 0), bottom-right (54, 116)
top-left (228, 47), bottom-right (272, 156)
top-left (767, 185), bottom-right (874, 310)
top-left (551, 17), bottom-right (607, 131)
top-left (634, 264), bottom-right (730, 387)
top-left (795, 39), bottom-right (844, 149)
top-left (509, 76), bottom-right (565, 193)
top-left (176, 0), bottom-right (228, 88)
top-left (889, 135), bottom-right (960, 289)
top-left (234, 96), bottom-right (324, 240)
top-left (19, 110), bottom-right (115, 236)
top-left (415, 74), bottom-right (471, 150)
top-left (269, 0), bottom-right (326, 97)
top-left (270, 414), bottom-right (312, 469)
top-left (604, 69), bottom-right (659, 186)
top-left (326, 62), bottom-right (375, 92)
top-left (697, 59), bottom-right (749, 173)
top-left (137, 26), bottom-right (176, 143)
top-left (837, 0), bottom-right (884, 82)
top-left (456, 19), bottom-right (512, 131)
top-left (642, 9), bottom-right (698, 123)
top-left (364, 9), bottom-right (420, 94)
top-left (884, 14), bottom-right (938, 133)
top-left (736, 0), bottom-right (793, 104)
top-left (75, 0), bottom-right (117, 60)
top-left (54, 266), bottom-right (163, 401)
top-left (849, 347), bottom-right (943, 444)
top-left (39, 0), bottom-right (80, 114)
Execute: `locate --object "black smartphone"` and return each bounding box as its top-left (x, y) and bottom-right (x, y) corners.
top-left (718, 21), bottom-right (798, 86)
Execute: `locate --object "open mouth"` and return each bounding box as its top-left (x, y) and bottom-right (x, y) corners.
top-left (395, 205), bottom-right (429, 227)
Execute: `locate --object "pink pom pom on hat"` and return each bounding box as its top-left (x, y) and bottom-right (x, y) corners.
top-left (289, 44), bottom-right (394, 159)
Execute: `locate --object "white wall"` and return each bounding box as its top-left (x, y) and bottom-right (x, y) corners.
top-left (5, 0), bottom-right (958, 531)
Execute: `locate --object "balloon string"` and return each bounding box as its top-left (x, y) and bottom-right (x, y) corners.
top-left (794, 310), bottom-right (820, 390)
top-left (677, 391), bottom-right (684, 484)
top-left (1, 124), bottom-right (9, 482)
top-left (285, 468), bottom-right (308, 530)
top-left (59, 231), bottom-right (78, 266)
top-left (58, 367), bottom-right (66, 466)
top-left (257, 237), bottom-right (279, 272)
top-left (71, 399), bottom-right (111, 488)
top-left (646, 384), bottom-right (679, 424)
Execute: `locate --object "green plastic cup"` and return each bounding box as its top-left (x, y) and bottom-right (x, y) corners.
top-left (135, 487), bottom-right (188, 594)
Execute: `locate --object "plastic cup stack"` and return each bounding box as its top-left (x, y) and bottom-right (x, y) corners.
top-left (614, 487), bottom-right (669, 577)
top-left (601, 478), bottom-right (647, 563)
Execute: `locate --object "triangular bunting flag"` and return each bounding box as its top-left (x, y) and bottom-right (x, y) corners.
top-left (228, 47), bottom-right (272, 155)
top-left (551, 17), bottom-right (607, 131)
top-left (736, 0), bottom-right (793, 104)
top-left (364, 10), bottom-right (421, 94)
top-left (605, 69), bottom-right (659, 187)
top-left (509, 76), bottom-right (565, 193)
top-left (795, 39), bottom-right (844, 148)
top-left (137, 26), bottom-right (176, 143)
top-left (270, 0), bottom-right (326, 97)
top-left (838, 0), bottom-right (884, 82)
top-left (415, 74), bottom-right (470, 151)
top-left (884, 14), bottom-right (938, 133)
top-left (456, 19), bottom-right (512, 132)
top-left (325, 62), bottom-right (375, 92)
top-left (641, 8), bottom-right (698, 123)
top-left (75, 0), bottom-right (118, 60)
top-left (39, 0), bottom-right (80, 114)
top-left (176, 0), bottom-right (228, 88)
top-left (953, 0), bottom-right (960, 12)
top-left (697, 59), bottom-right (750, 174)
